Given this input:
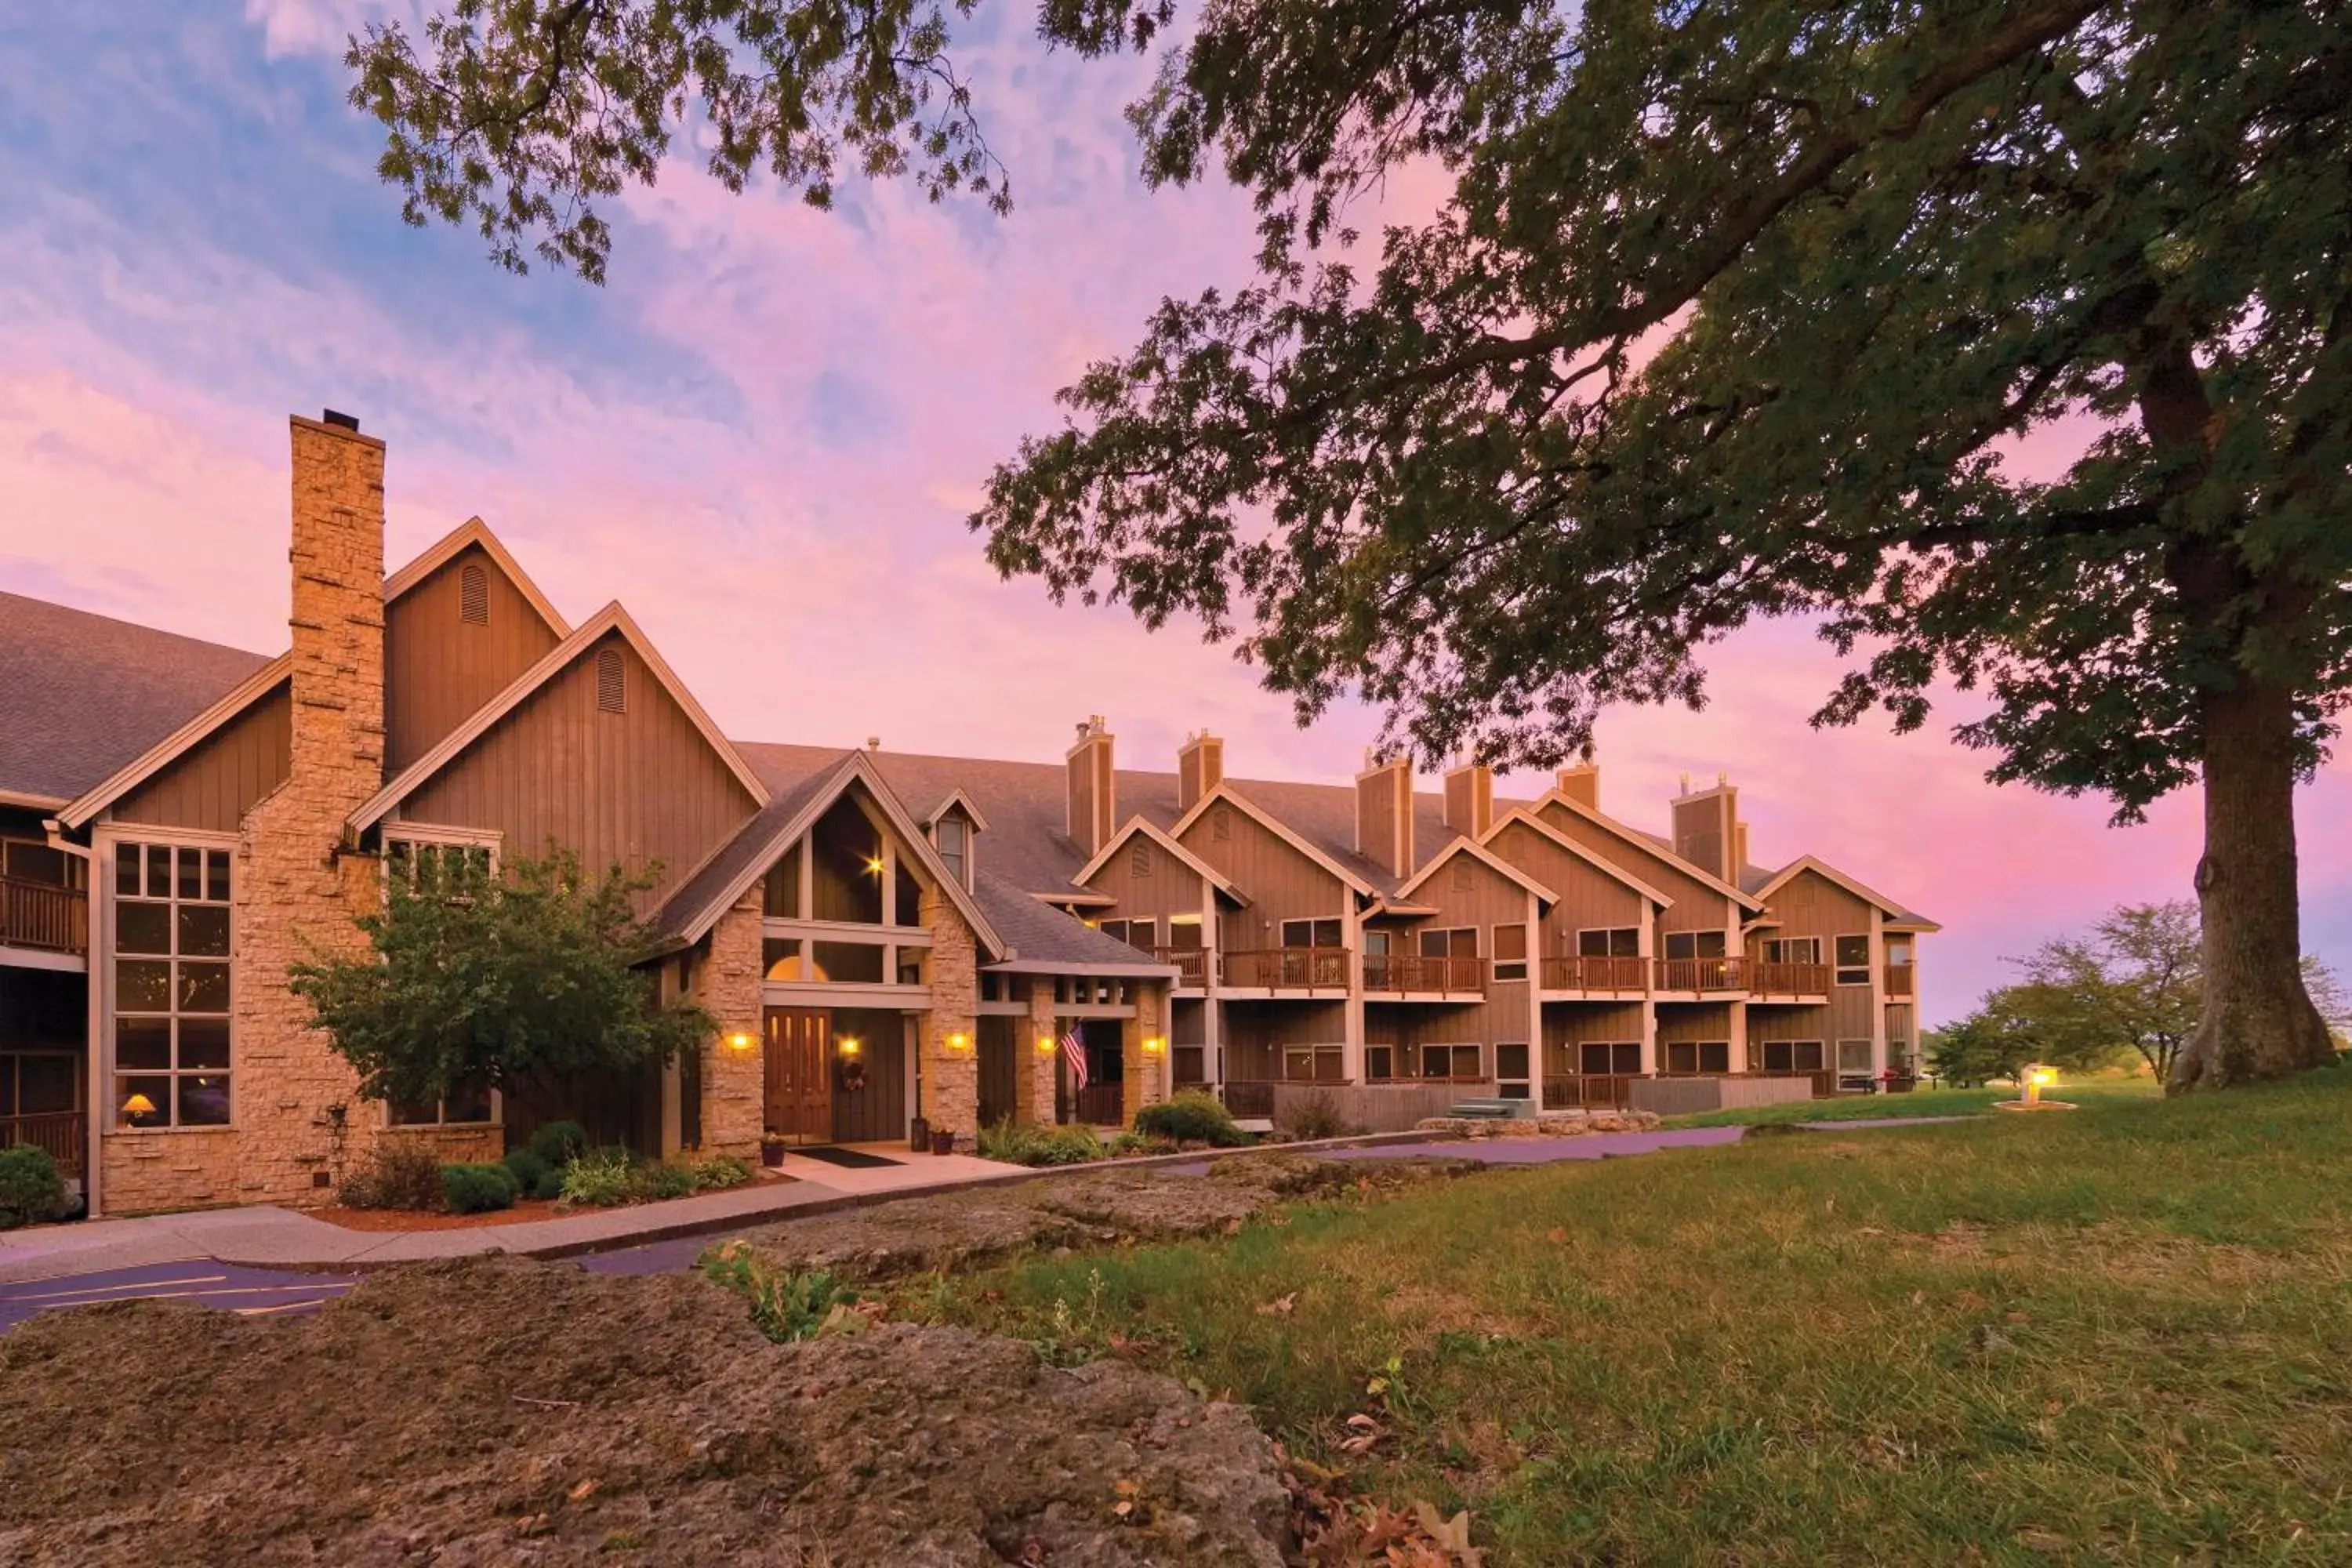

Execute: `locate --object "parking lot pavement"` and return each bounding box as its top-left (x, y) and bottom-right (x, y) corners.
top-left (0, 1259), bottom-right (357, 1334)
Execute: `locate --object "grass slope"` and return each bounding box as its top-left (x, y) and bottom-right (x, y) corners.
top-left (934, 1068), bottom-right (2352, 1564)
top-left (1664, 1076), bottom-right (2164, 1127)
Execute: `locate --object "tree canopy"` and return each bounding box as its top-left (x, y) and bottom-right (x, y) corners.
top-left (289, 847), bottom-right (713, 1115)
top-left (347, 0), bottom-right (2350, 1092)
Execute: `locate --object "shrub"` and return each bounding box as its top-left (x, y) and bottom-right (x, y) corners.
top-left (1105, 1131), bottom-right (1176, 1158)
top-left (0, 1145), bottom-right (70, 1229)
top-left (1134, 1090), bottom-right (1250, 1147)
top-left (1275, 1090), bottom-right (1356, 1142)
top-left (699, 1240), bottom-right (862, 1342)
top-left (526, 1120), bottom-right (590, 1167)
top-left (502, 1147), bottom-right (552, 1192)
top-left (690, 1155), bottom-right (753, 1190)
top-left (633, 1162), bottom-right (698, 1201)
top-left (339, 1138), bottom-right (447, 1210)
top-left (975, 1118), bottom-right (1106, 1167)
top-left (440, 1162), bottom-right (519, 1214)
top-left (560, 1145), bottom-right (637, 1207)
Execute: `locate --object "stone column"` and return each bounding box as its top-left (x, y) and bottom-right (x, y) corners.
top-left (696, 895), bottom-right (765, 1160)
top-left (1122, 981), bottom-right (1167, 1122)
top-left (922, 889), bottom-right (980, 1145)
top-left (1022, 977), bottom-right (1060, 1126)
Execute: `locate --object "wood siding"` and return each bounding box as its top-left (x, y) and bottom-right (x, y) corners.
top-left (1655, 1001), bottom-right (1733, 1044)
top-left (114, 681), bottom-right (292, 833)
top-left (385, 543), bottom-right (563, 772)
top-left (1488, 819), bottom-right (1649, 958)
top-left (397, 630), bottom-right (759, 907)
top-left (1534, 800), bottom-right (1737, 938)
top-left (827, 1007), bottom-right (912, 1143)
top-left (1182, 800), bottom-right (1348, 944)
top-left (1755, 867), bottom-right (1878, 1040)
top-left (1541, 1000), bottom-right (1647, 1065)
top-left (1671, 789), bottom-right (1735, 881)
top-left (1077, 840), bottom-right (1207, 934)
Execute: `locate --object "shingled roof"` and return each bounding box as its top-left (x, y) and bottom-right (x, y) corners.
top-left (0, 592), bottom-right (274, 807)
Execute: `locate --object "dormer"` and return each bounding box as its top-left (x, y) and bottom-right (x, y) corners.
top-left (922, 788), bottom-right (989, 891)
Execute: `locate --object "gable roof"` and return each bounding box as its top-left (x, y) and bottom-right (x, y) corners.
top-left (1530, 788), bottom-right (1764, 912)
top-left (1073, 816), bottom-right (1247, 906)
top-left (651, 747), bottom-right (1007, 957)
top-left (385, 517), bottom-right (569, 638)
top-left (920, 786), bottom-right (993, 833)
top-left (1483, 807), bottom-right (1675, 909)
top-left (1171, 781), bottom-right (1377, 897)
top-left (1751, 855), bottom-right (1940, 931)
top-left (971, 869), bottom-right (1182, 975)
top-left (1394, 834), bottom-right (1560, 907)
top-left (0, 592), bottom-right (278, 810)
top-left (350, 601), bottom-right (768, 834)
top-left (58, 653), bottom-right (293, 829)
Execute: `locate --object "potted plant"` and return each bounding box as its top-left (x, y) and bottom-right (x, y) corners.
top-left (760, 1131), bottom-right (787, 1170)
top-left (929, 1126), bottom-right (956, 1156)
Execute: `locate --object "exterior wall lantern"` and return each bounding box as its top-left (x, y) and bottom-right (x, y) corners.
top-left (1036, 1035), bottom-right (1058, 1056)
top-left (727, 1032), bottom-right (755, 1052)
top-left (1142, 1036), bottom-right (1166, 1058)
top-left (945, 1029), bottom-right (973, 1057)
top-left (837, 1035), bottom-right (862, 1058)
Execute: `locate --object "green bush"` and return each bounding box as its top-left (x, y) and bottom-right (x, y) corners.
top-left (976, 1117), bottom-right (1109, 1167)
top-left (0, 1145), bottom-right (70, 1229)
top-left (1134, 1090), bottom-right (1250, 1147)
top-left (502, 1146), bottom-right (552, 1191)
top-left (1105, 1130), bottom-right (1177, 1158)
top-left (698, 1240), bottom-right (862, 1342)
top-left (440, 1162), bottom-right (519, 1214)
top-left (1274, 1090), bottom-right (1356, 1142)
top-left (525, 1120), bottom-right (590, 1167)
top-left (690, 1155), bottom-right (753, 1190)
top-left (633, 1162), bottom-right (698, 1201)
top-left (339, 1138), bottom-right (447, 1210)
top-left (560, 1145), bottom-right (637, 1207)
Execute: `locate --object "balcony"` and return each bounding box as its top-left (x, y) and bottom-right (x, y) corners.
top-left (1221, 947), bottom-right (1350, 991)
top-left (1361, 953), bottom-right (1486, 996)
top-left (1748, 960), bottom-right (1831, 999)
top-left (2, 1109), bottom-right (86, 1179)
top-left (1653, 956), bottom-right (1748, 993)
top-left (0, 876), bottom-right (88, 962)
top-left (1883, 964), bottom-right (1915, 999)
top-left (1152, 946), bottom-right (1209, 987)
top-left (1538, 954), bottom-right (1649, 994)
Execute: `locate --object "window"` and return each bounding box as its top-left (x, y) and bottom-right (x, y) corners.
top-left (1099, 918), bottom-right (1158, 952)
top-left (112, 841), bottom-right (233, 1129)
top-left (895, 860), bottom-right (924, 927)
top-left (390, 1074), bottom-right (494, 1127)
top-left (896, 949), bottom-right (926, 986)
top-left (1664, 930), bottom-right (1728, 960)
top-left (1762, 936), bottom-right (1821, 965)
top-left (1173, 1046), bottom-right (1206, 1086)
top-left (1577, 927), bottom-right (1639, 957)
top-left (1, 1051), bottom-right (80, 1117)
top-left (1131, 840), bottom-right (1155, 877)
top-left (1838, 1039), bottom-right (1875, 1073)
top-left (1494, 923), bottom-right (1528, 981)
top-left (1761, 1040), bottom-right (1825, 1073)
top-left (1281, 917), bottom-right (1342, 949)
top-left (1579, 1041), bottom-right (1642, 1076)
top-left (1420, 1043), bottom-right (1482, 1080)
top-left (1417, 927), bottom-right (1478, 958)
top-left (811, 798), bottom-right (885, 924)
top-left (763, 938), bottom-right (803, 981)
top-left (459, 561), bottom-right (489, 625)
top-left (1835, 935), bottom-right (1871, 985)
top-left (1280, 1044), bottom-right (1345, 1082)
top-left (934, 817), bottom-right (968, 886)
top-left (1662, 1040), bottom-right (1731, 1074)
top-left (763, 843), bottom-right (804, 918)
top-left (384, 835), bottom-right (495, 887)
top-left (1, 837), bottom-right (77, 886)
top-left (810, 942), bottom-right (885, 984)
top-left (1365, 1044), bottom-right (1398, 1082)
top-left (595, 647), bottom-right (626, 713)
top-left (1363, 929), bottom-right (1392, 956)
top-left (1496, 1043), bottom-right (1530, 1099)
top-left (1166, 915), bottom-right (1203, 949)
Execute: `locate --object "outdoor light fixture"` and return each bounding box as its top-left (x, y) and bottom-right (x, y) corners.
top-left (727, 1032), bottom-right (755, 1052)
top-left (945, 1029), bottom-right (972, 1056)
top-left (1036, 1036), bottom-right (1058, 1055)
top-left (1142, 1035), bottom-right (1166, 1057)
top-left (837, 1035), bottom-right (863, 1058)
top-left (864, 855), bottom-right (886, 876)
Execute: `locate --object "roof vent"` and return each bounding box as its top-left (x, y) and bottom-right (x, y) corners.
top-left (321, 408), bottom-right (360, 431)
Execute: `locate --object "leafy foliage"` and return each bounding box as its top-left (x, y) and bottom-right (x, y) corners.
top-left (0, 1145), bottom-right (70, 1230)
top-left (525, 1119), bottom-right (591, 1167)
top-left (976, 1117), bottom-right (1109, 1166)
top-left (290, 849), bottom-right (715, 1123)
top-left (560, 1145), bottom-right (639, 1206)
top-left (690, 1154), bottom-right (756, 1189)
top-left (441, 1162), bottom-right (521, 1214)
top-left (1133, 1088), bottom-right (1250, 1146)
top-left (698, 1239), bottom-right (865, 1342)
top-left (338, 1138), bottom-right (451, 1210)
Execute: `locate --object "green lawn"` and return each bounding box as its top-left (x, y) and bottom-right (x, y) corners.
top-left (927, 1066), bottom-right (2352, 1565)
top-left (1663, 1074), bottom-right (2164, 1127)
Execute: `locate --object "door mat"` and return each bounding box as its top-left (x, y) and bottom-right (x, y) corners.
top-left (790, 1146), bottom-right (904, 1171)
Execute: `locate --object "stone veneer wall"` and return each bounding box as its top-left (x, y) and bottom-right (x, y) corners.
top-left (1023, 978), bottom-right (1059, 1126)
top-left (698, 895), bottom-right (765, 1158)
top-left (1121, 982), bottom-right (1168, 1122)
top-left (100, 1127), bottom-right (240, 1214)
top-left (920, 888), bottom-right (979, 1145)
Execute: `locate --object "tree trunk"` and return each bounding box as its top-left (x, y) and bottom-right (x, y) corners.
top-left (2168, 677), bottom-right (2335, 1092)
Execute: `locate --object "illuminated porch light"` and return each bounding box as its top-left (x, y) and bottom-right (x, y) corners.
top-left (837, 1035), bottom-right (863, 1058)
top-left (1036, 1036), bottom-right (1058, 1055)
top-left (863, 855), bottom-right (886, 876)
top-left (1142, 1035), bottom-right (1166, 1058)
top-left (945, 1029), bottom-right (973, 1056)
top-left (727, 1032), bottom-right (755, 1053)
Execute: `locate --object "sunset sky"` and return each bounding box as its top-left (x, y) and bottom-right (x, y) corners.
top-left (4, 2), bottom-right (2347, 1025)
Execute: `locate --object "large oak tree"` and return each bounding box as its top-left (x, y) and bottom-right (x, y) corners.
top-left (348, 0), bottom-right (2350, 1091)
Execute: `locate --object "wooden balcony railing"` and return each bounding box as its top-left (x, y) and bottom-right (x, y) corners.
top-left (1541, 1075), bottom-right (1642, 1109)
top-left (1883, 964), bottom-right (1916, 999)
top-left (1654, 956), bottom-right (1748, 993)
top-left (1221, 947), bottom-right (1351, 989)
top-left (1360, 953), bottom-right (1486, 994)
top-left (1219, 1080), bottom-right (1276, 1118)
top-left (2, 1109), bottom-right (86, 1179)
top-left (1067, 1083), bottom-right (1127, 1127)
top-left (1538, 954), bottom-right (1649, 993)
top-left (1153, 946), bottom-right (1209, 986)
top-left (0, 876), bottom-right (88, 956)
top-left (1749, 960), bottom-right (1831, 996)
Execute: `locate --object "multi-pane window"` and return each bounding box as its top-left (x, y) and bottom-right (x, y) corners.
top-left (390, 1076), bottom-right (494, 1127)
top-left (1281, 917), bottom-right (1343, 949)
top-left (1495, 1043), bottom-right (1530, 1098)
top-left (1838, 1039), bottom-right (1875, 1073)
top-left (1099, 918), bottom-right (1158, 951)
top-left (1762, 936), bottom-right (1821, 965)
top-left (1664, 930), bottom-right (1728, 960)
top-left (1166, 915), bottom-right (1203, 949)
top-left (1760, 1040), bottom-right (1826, 1073)
top-left (1578, 927), bottom-right (1639, 957)
top-left (934, 817), bottom-right (968, 886)
top-left (763, 843), bottom-right (804, 918)
top-left (1834, 934), bottom-right (1871, 985)
top-left (1365, 1044), bottom-right (1399, 1082)
top-left (113, 842), bottom-right (232, 1129)
top-left (1417, 927), bottom-right (1478, 958)
top-left (1493, 924), bottom-right (1528, 981)
top-left (1579, 1041), bottom-right (1642, 1076)
top-left (1419, 1042), bottom-right (1483, 1080)
top-left (1662, 1040), bottom-right (1731, 1074)
top-left (384, 837), bottom-right (494, 887)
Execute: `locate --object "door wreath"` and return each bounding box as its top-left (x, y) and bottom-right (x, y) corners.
top-left (836, 1057), bottom-right (869, 1094)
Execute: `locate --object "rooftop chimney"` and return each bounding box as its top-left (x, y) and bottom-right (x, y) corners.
top-left (1555, 761), bottom-right (1600, 811)
top-left (1442, 760), bottom-right (1494, 838)
top-left (1670, 771), bottom-right (1739, 881)
top-left (286, 412), bottom-right (387, 811)
top-left (1178, 731), bottom-right (1224, 812)
top-left (1066, 716), bottom-right (1116, 855)
top-left (1355, 754), bottom-right (1414, 879)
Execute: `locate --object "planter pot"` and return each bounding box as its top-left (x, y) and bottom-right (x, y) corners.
top-left (909, 1116), bottom-right (930, 1153)
top-left (929, 1128), bottom-right (956, 1156)
top-left (760, 1144), bottom-right (786, 1169)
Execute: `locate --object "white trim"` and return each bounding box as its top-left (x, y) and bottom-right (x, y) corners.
top-left (1482, 808), bottom-right (1675, 910)
top-left (1750, 855), bottom-right (1940, 931)
top-left (1522, 790), bottom-right (1762, 912)
top-left (982, 957), bottom-right (1181, 980)
top-left (0, 789), bottom-right (71, 812)
top-left (60, 655), bottom-right (292, 830)
top-left (1394, 834), bottom-right (1559, 907)
top-left (761, 981), bottom-right (935, 1010)
top-left (763, 917), bottom-right (934, 947)
top-left (1833, 931), bottom-right (1872, 986)
top-left (919, 787), bottom-right (993, 834)
top-left (1073, 817), bottom-right (1248, 904)
top-left (384, 516), bottom-right (571, 637)
top-left (1170, 782), bottom-right (1376, 896)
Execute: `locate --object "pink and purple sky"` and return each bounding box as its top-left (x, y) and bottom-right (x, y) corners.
top-left (2, 2), bottom-right (2346, 1023)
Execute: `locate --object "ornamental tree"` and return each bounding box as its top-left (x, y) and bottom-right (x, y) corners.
top-left (346, 0), bottom-right (2350, 1092)
top-left (289, 846), bottom-right (713, 1117)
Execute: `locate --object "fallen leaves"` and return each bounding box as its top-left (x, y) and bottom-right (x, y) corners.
top-left (1256, 1292), bottom-right (1298, 1316)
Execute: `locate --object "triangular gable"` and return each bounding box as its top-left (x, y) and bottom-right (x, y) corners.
top-left (1394, 834), bottom-right (1560, 907)
top-left (386, 517), bottom-right (569, 638)
top-left (1530, 789), bottom-right (1762, 911)
top-left (1751, 855), bottom-right (1940, 931)
top-left (59, 655), bottom-right (293, 830)
top-left (1170, 781), bottom-right (1376, 898)
top-left (656, 749), bottom-right (1008, 958)
top-left (1073, 816), bottom-right (1249, 906)
top-left (920, 786), bottom-right (993, 833)
top-left (350, 602), bottom-right (768, 834)
top-left (1482, 807), bottom-right (1675, 910)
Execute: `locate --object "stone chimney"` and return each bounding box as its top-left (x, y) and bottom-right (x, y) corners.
top-left (1355, 754), bottom-right (1414, 879)
top-left (1066, 716), bottom-right (1116, 855)
top-left (1178, 731), bottom-right (1224, 812)
top-left (287, 411), bottom-right (387, 801)
top-left (1555, 761), bottom-right (1600, 811)
top-left (1442, 760), bottom-right (1494, 837)
top-left (1670, 770), bottom-right (1739, 881)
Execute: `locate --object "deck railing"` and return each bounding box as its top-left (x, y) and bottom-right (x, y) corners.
top-left (2, 1110), bottom-right (86, 1178)
top-left (1359, 953), bottom-right (1486, 994)
top-left (1068, 1083), bottom-right (1127, 1127)
top-left (1541, 1075), bottom-right (1644, 1109)
top-left (1219, 1080), bottom-right (1276, 1118)
top-left (1152, 946), bottom-right (1210, 986)
top-left (1221, 946), bottom-right (1352, 989)
top-left (1882, 964), bottom-right (1916, 998)
top-left (1654, 956), bottom-right (1748, 993)
top-left (1749, 960), bottom-right (1831, 996)
top-left (1537, 954), bottom-right (1649, 992)
top-left (0, 876), bottom-right (87, 956)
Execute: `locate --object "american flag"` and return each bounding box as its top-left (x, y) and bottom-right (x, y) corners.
top-left (1060, 1028), bottom-right (1090, 1092)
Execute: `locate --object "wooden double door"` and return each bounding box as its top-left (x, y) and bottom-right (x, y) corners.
top-left (764, 1007), bottom-right (832, 1144)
